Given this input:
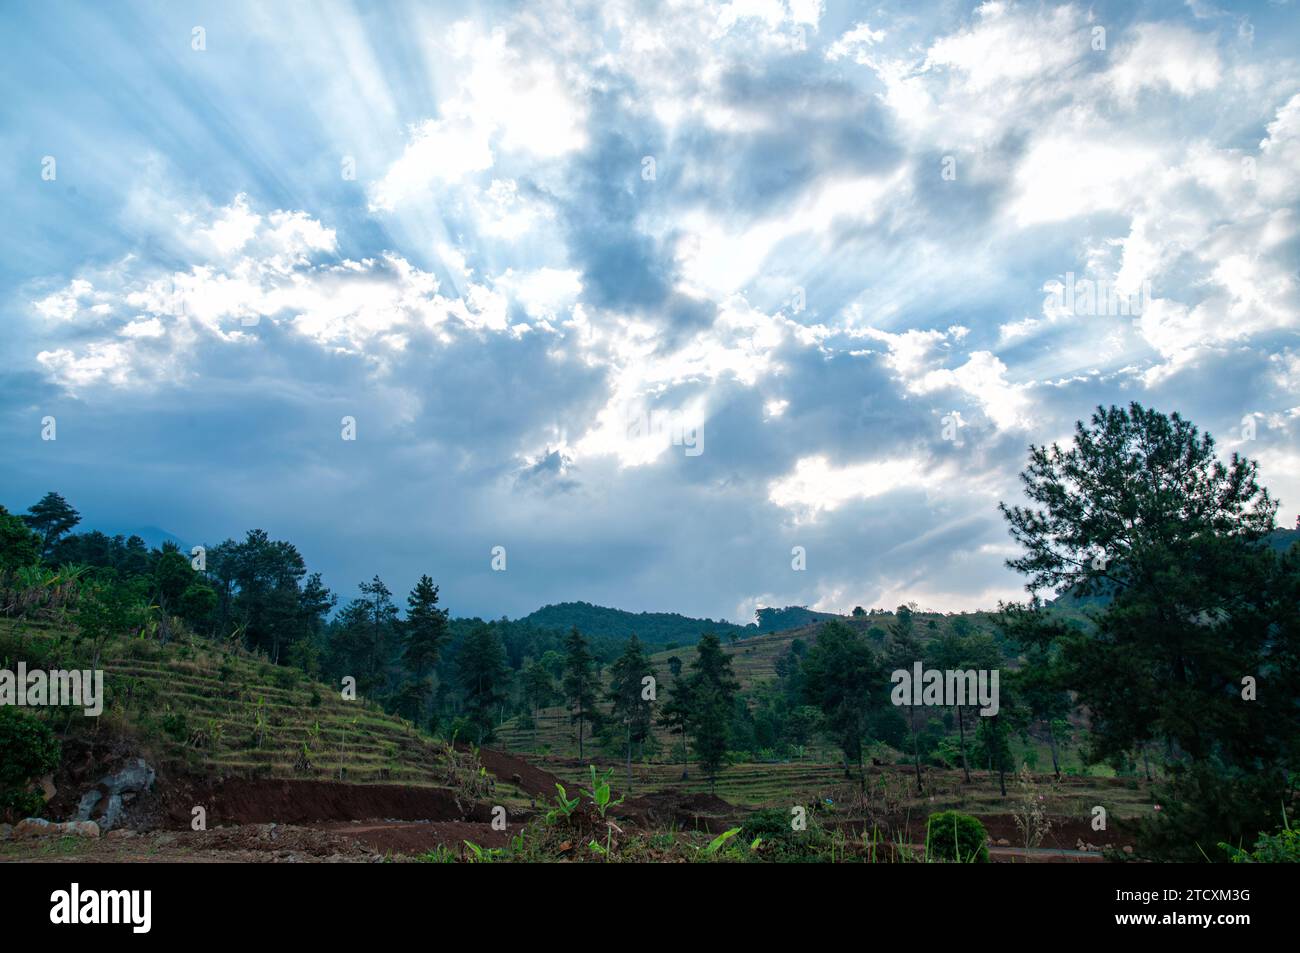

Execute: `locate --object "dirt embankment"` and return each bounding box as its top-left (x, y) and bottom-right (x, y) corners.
top-left (154, 777), bottom-right (496, 828)
top-left (473, 747), bottom-right (738, 831)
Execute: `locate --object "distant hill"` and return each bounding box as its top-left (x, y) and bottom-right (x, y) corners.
top-left (753, 606), bottom-right (839, 632)
top-left (514, 601), bottom-right (841, 647)
top-left (1266, 527), bottom-right (1300, 554)
top-left (517, 601), bottom-right (750, 646)
top-left (645, 608), bottom-right (1007, 692)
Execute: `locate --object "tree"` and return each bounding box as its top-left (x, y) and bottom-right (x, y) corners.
top-left (521, 659), bottom-right (557, 749)
top-left (0, 506), bottom-right (41, 573)
top-left (801, 620), bottom-right (879, 782)
top-left (358, 576), bottom-right (398, 668)
top-left (402, 575), bottom-right (449, 694)
top-left (1000, 403), bottom-right (1298, 857)
top-left (562, 627), bottom-right (599, 761)
top-left (885, 605), bottom-right (928, 793)
top-left (218, 530), bottom-right (312, 663)
top-left (151, 550), bottom-right (195, 643)
top-left (784, 705), bottom-right (821, 759)
top-left (685, 634), bottom-right (739, 789)
top-left (74, 575), bottom-right (147, 669)
top-left (657, 669), bottom-right (694, 779)
top-left (22, 492), bottom-right (80, 558)
top-left (1013, 644), bottom-right (1071, 780)
top-left (606, 635), bottom-right (657, 788)
top-left (456, 623), bottom-right (510, 745)
top-left (930, 627), bottom-right (1000, 784)
top-left (0, 708), bottom-right (61, 821)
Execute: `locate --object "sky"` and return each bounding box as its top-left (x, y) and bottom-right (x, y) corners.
top-left (1, 0), bottom-right (1298, 623)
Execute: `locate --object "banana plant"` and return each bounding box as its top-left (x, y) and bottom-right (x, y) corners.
top-left (545, 783), bottom-right (581, 824)
top-left (580, 765), bottom-right (624, 819)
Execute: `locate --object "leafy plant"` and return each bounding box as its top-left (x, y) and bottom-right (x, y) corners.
top-left (580, 765), bottom-right (624, 819)
top-left (704, 827), bottom-right (742, 856)
top-left (0, 707), bottom-right (61, 822)
top-left (462, 840), bottom-right (503, 863)
top-left (1221, 806), bottom-right (1300, 863)
top-left (925, 810), bottom-right (990, 863)
top-left (545, 783), bottom-right (581, 824)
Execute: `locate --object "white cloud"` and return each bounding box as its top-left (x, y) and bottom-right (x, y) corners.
top-left (368, 23), bottom-right (588, 213)
top-left (825, 21), bottom-right (885, 63)
top-left (1105, 23), bottom-right (1222, 103)
top-left (768, 455), bottom-right (952, 517)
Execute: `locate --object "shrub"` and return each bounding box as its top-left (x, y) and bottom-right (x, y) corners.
top-left (0, 708), bottom-right (61, 821)
top-left (160, 710), bottom-right (189, 743)
top-left (1221, 809), bottom-right (1300, 863)
top-left (926, 810), bottom-right (989, 863)
top-left (742, 807), bottom-right (799, 844)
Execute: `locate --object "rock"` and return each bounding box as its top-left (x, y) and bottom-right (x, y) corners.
top-left (97, 758), bottom-right (155, 796)
top-left (99, 794), bottom-right (124, 832)
top-left (75, 789), bottom-right (102, 822)
top-left (39, 773), bottom-right (57, 803)
top-left (995, 838), bottom-right (1011, 846)
top-left (11, 818), bottom-right (97, 839)
top-left (0, 823), bottom-right (12, 840)
top-left (1123, 845), bottom-right (1134, 855)
top-left (14, 818), bottom-right (54, 838)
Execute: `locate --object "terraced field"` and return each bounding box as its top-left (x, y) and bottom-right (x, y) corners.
top-left (531, 754), bottom-right (1152, 836)
top-left (102, 655), bottom-right (445, 784)
top-left (0, 618), bottom-right (516, 797)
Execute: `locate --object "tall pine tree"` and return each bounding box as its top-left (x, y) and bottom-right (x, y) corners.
top-left (456, 623), bottom-right (510, 746)
top-left (562, 626), bottom-right (599, 761)
top-left (685, 634), bottom-right (739, 789)
top-left (606, 635), bottom-right (657, 788)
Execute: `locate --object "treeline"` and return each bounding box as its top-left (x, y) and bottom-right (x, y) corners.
top-left (518, 601), bottom-right (840, 644)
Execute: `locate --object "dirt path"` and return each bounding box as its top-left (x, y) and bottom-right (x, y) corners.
top-left (317, 820), bottom-right (509, 855)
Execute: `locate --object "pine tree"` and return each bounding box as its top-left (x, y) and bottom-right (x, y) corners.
top-left (562, 626), bottom-right (598, 761)
top-left (457, 623), bottom-right (510, 746)
top-left (23, 491), bottom-right (80, 558)
top-left (885, 606), bottom-right (927, 793)
top-left (403, 575), bottom-right (449, 681)
top-left (1000, 403), bottom-right (1299, 856)
top-left (657, 670), bottom-right (694, 780)
top-left (800, 620), bottom-right (879, 783)
top-left (521, 659), bottom-right (556, 749)
top-left (357, 575), bottom-right (398, 686)
top-left (606, 635), bottom-right (656, 788)
top-left (685, 634), bottom-right (739, 789)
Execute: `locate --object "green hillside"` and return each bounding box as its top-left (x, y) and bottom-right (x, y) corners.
top-left (514, 601), bottom-right (843, 647)
top-left (0, 617), bottom-right (513, 797)
top-left (516, 601), bottom-right (750, 644)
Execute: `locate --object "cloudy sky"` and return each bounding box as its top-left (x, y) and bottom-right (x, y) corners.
top-left (2, 0), bottom-right (1297, 623)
